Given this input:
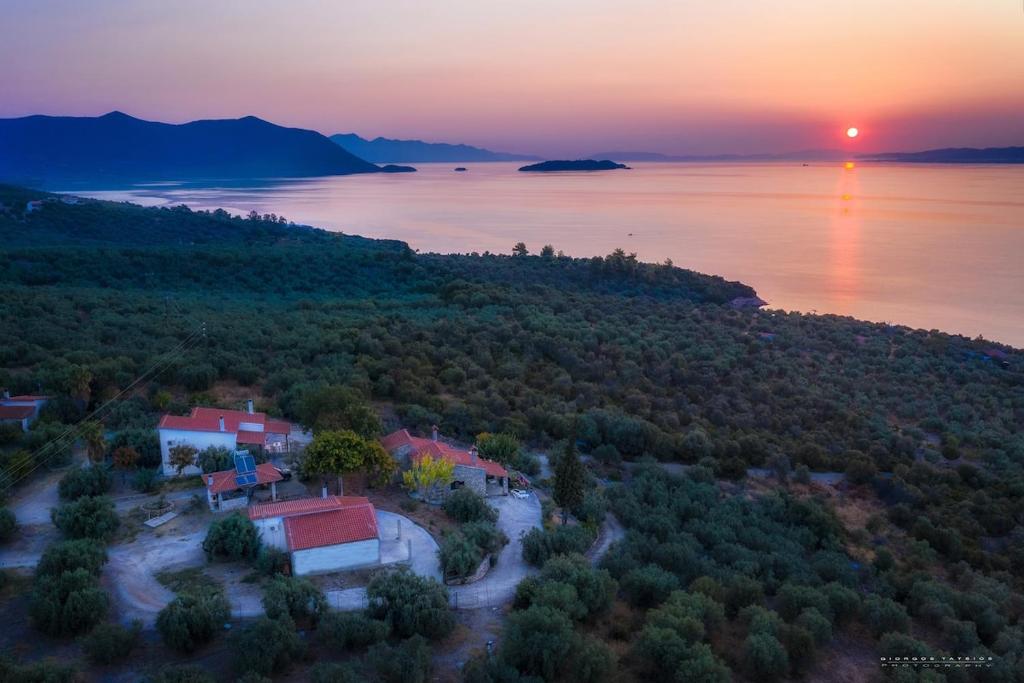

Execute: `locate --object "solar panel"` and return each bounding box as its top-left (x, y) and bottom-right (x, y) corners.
top-left (235, 472), bottom-right (259, 487)
top-left (233, 451), bottom-right (256, 474)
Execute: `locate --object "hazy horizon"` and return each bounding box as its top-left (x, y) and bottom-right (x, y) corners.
top-left (2, 1), bottom-right (1022, 158)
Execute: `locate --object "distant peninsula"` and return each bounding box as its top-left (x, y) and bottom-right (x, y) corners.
top-left (519, 159), bottom-right (630, 172)
top-left (589, 149), bottom-right (847, 162)
top-left (0, 112), bottom-right (411, 188)
top-left (330, 133), bottom-right (540, 163)
top-left (858, 146), bottom-right (1024, 164)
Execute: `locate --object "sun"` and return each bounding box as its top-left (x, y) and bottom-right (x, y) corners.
top-left (846, 127), bottom-right (859, 139)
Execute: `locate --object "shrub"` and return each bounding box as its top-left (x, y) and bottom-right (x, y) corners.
top-left (254, 546), bottom-right (289, 576)
top-left (37, 539), bottom-right (107, 577)
top-left (777, 583), bottom-right (832, 621)
top-left (309, 662), bottom-right (365, 683)
top-left (862, 595), bottom-right (910, 638)
top-left (365, 568), bottom-right (454, 640)
top-left (461, 519), bottom-right (508, 556)
top-left (319, 611), bottom-right (389, 650)
top-left (261, 575), bottom-right (326, 625)
top-left (82, 620), bottom-right (142, 664)
top-left (743, 632), bottom-right (789, 681)
top-left (230, 615), bottom-right (305, 677)
top-left (367, 635), bottom-right (433, 683)
top-left (58, 466), bottom-right (110, 501)
top-left (796, 608), bottom-right (833, 647)
top-left (724, 575), bottom-right (764, 617)
top-left (196, 446), bottom-right (234, 473)
top-left (109, 428), bottom-right (162, 468)
top-left (499, 605), bottom-right (576, 681)
top-left (29, 567), bottom-right (109, 636)
top-left (149, 665), bottom-right (217, 683)
top-left (0, 657), bottom-right (79, 683)
top-left (442, 488), bottom-right (496, 523)
top-left (476, 432), bottom-right (520, 465)
top-left (51, 495), bottom-right (119, 540)
top-left (132, 467), bottom-right (160, 493)
top-left (156, 591), bottom-right (230, 652)
top-left (202, 514), bottom-right (261, 561)
top-left (620, 564), bottom-right (680, 608)
top-left (521, 525), bottom-right (595, 566)
top-left (439, 532), bottom-right (482, 580)
top-left (0, 507), bottom-right (17, 543)
top-left (527, 553), bottom-right (616, 620)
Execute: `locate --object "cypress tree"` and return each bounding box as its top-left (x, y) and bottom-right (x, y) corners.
top-left (553, 436), bottom-right (585, 525)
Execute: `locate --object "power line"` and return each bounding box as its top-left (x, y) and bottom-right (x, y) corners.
top-left (1, 325), bottom-right (205, 492)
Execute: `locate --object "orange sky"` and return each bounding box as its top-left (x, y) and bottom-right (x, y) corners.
top-left (2, 0), bottom-right (1022, 155)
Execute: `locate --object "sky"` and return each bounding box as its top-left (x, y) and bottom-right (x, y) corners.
top-left (2, 0), bottom-right (1022, 157)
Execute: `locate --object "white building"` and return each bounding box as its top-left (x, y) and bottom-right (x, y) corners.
top-left (248, 496), bottom-right (381, 576)
top-left (0, 392), bottom-right (49, 431)
top-left (157, 401), bottom-right (292, 476)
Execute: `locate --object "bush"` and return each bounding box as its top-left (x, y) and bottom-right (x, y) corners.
top-left (37, 539), bottom-right (107, 577)
top-left (156, 591), bottom-right (230, 652)
top-left (29, 567), bottom-right (109, 636)
top-left (109, 428), bottom-right (162, 469)
top-left (796, 608), bottom-right (833, 647)
top-left (309, 662), bottom-right (365, 683)
top-left (743, 632), bottom-right (789, 681)
top-left (230, 616), bottom-right (305, 677)
top-left (261, 575), bottom-right (326, 625)
top-left (51, 495), bottom-right (119, 540)
top-left (131, 467), bottom-right (160, 493)
top-left (862, 595), bottom-right (910, 638)
top-left (367, 635), bottom-right (433, 683)
top-left (442, 488), bottom-right (496, 523)
top-left (196, 446), bottom-right (234, 473)
top-left (58, 466), bottom-right (110, 501)
top-left (202, 514), bottom-right (261, 561)
top-left (499, 605), bottom-right (576, 681)
top-left (621, 564), bottom-right (680, 608)
top-left (521, 525), bottom-right (595, 566)
top-left (519, 553), bottom-right (616, 621)
top-left (461, 519), bottom-right (508, 556)
top-left (0, 656), bottom-right (79, 683)
top-left (0, 507), bottom-right (17, 543)
top-left (82, 620), bottom-right (142, 664)
top-left (254, 546), bottom-right (289, 576)
top-left (149, 665), bottom-right (217, 683)
top-left (439, 532), bottom-right (482, 580)
top-left (365, 568), bottom-right (454, 640)
top-left (319, 611), bottom-right (389, 650)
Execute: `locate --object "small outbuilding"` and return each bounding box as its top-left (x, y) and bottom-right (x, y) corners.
top-left (205, 461), bottom-right (283, 512)
top-left (248, 496), bottom-right (380, 576)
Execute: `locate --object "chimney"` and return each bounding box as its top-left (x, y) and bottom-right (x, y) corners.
top-left (247, 399), bottom-right (254, 415)
top-left (207, 475), bottom-right (214, 487)
top-left (469, 446), bottom-right (478, 464)
top-left (219, 415), bottom-right (225, 432)
top-left (431, 425), bottom-right (439, 442)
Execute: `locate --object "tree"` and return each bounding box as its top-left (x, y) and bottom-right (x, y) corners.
top-left (80, 420), bottom-right (106, 464)
top-left (365, 568), bottom-right (454, 640)
top-left (203, 514), bottom-right (261, 561)
top-left (540, 244), bottom-right (555, 258)
top-left (553, 437), bottom-right (585, 524)
top-left (168, 444), bottom-right (198, 475)
top-left (58, 465), bottom-right (110, 500)
top-left (149, 665), bottom-right (216, 683)
top-left (299, 385), bottom-right (382, 437)
top-left (262, 575), bottom-right (327, 626)
top-left (37, 539), bottom-right (108, 577)
top-left (742, 633), bottom-right (789, 681)
top-left (0, 507), bottom-right (16, 543)
top-left (367, 635), bottom-right (433, 683)
top-left (439, 532), bottom-right (482, 580)
top-left (230, 616), bottom-right (305, 677)
top-left (82, 620), bottom-right (142, 665)
top-left (512, 242), bottom-right (529, 257)
top-left (157, 591), bottom-right (231, 652)
top-left (862, 595), bottom-right (910, 637)
top-left (196, 445), bottom-right (233, 473)
top-left (304, 429), bottom-right (393, 495)
top-left (499, 605), bottom-right (575, 680)
top-left (29, 567), bottom-right (109, 636)
top-left (51, 495), bottom-right (120, 540)
top-left (318, 611), bottom-right (389, 651)
top-left (402, 453), bottom-right (454, 501)
top-left (442, 487), bottom-right (497, 523)
top-left (112, 445), bottom-right (139, 481)
top-left (476, 432), bottom-right (520, 466)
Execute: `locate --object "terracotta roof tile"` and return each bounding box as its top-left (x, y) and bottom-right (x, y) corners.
top-left (205, 462), bottom-right (282, 495)
top-left (381, 429), bottom-right (508, 478)
top-left (284, 504), bottom-right (378, 550)
top-left (0, 405), bottom-right (34, 420)
top-left (247, 495), bottom-right (369, 521)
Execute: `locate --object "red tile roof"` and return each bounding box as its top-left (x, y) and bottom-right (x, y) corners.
top-left (205, 462), bottom-right (282, 495)
top-left (0, 405), bottom-right (34, 420)
top-left (247, 495), bottom-right (369, 521)
top-left (5, 395), bottom-right (48, 401)
top-left (236, 430), bottom-right (267, 445)
top-left (285, 504), bottom-right (379, 550)
top-left (381, 429), bottom-right (508, 478)
top-left (158, 407), bottom-right (291, 435)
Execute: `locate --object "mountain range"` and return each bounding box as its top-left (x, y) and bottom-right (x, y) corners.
top-left (859, 146), bottom-right (1024, 163)
top-left (588, 149), bottom-right (849, 162)
top-left (0, 112), bottom-right (403, 187)
top-left (330, 133), bottom-right (540, 163)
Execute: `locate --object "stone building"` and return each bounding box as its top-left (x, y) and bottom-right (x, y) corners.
top-left (381, 426), bottom-right (509, 497)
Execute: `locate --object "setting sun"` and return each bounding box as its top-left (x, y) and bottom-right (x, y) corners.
top-left (846, 127), bottom-right (859, 138)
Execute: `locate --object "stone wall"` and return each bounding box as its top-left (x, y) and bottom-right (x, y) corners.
top-left (452, 464), bottom-right (486, 496)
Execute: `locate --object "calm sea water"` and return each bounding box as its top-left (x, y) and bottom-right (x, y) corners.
top-left (76, 162), bottom-right (1024, 347)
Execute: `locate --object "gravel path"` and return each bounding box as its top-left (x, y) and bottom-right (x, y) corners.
top-left (586, 512), bottom-right (624, 565)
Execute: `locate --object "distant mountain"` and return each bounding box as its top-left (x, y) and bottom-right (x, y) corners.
top-left (519, 160), bottom-right (630, 172)
top-left (330, 133), bottom-right (540, 163)
top-left (859, 146), bottom-right (1024, 163)
top-left (588, 149), bottom-right (847, 162)
top-left (0, 111), bottom-right (400, 187)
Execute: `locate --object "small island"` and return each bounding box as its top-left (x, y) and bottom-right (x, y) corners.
top-left (518, 159), bottom-right (630, 172)
top-left (454, 167), bottom-right (467, 172)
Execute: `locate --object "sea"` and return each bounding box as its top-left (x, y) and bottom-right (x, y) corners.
top-left (72, 161), bottom-right (1024, 348)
